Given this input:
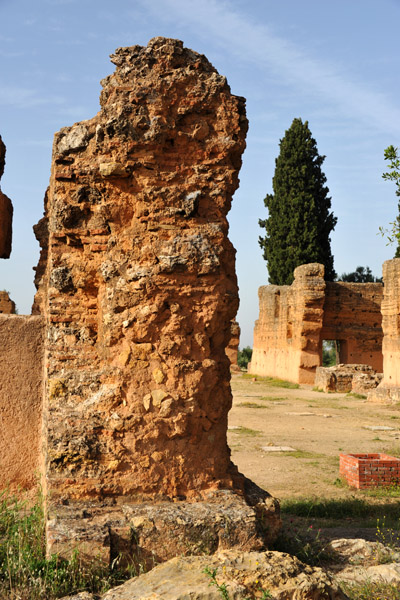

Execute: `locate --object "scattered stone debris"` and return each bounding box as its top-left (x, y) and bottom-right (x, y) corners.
top-left (315, 364), bottom-right (381, 394)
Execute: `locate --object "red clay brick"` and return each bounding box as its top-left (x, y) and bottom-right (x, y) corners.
top-left (340, 453), bottom-right (400, 489)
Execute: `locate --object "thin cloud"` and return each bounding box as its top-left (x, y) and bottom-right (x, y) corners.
top-left (0, 86), bottom-right (64, 109)
top-left (137, 0), bottom-right (400, 136)
top-left (15, 139), bottom-right (52, 148)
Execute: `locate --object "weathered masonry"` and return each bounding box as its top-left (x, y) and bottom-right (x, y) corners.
top-left (371, 258), bottom-right (400, 403)
top-left (250, 263), bottom-right (383, 384)
top-left (31, 37), bottom-right (280, 561)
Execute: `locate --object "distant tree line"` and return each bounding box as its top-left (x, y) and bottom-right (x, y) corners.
top-left (237, 346), bottom-right (252, 369)
top-left (337, 266), bottom-right (382, 283)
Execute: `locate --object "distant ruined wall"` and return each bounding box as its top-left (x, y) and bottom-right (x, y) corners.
top-left (370, 259), bottom-right (400, 402)
top-left (0, 290), bottom-right (16, 314)
top-left (250, 264), bottom-right (383, 384)
top-left (226, 320), bottom-right (240, 367)
top-left (33, 37), bottom-right (249, 503)
top-left (250, 264), bottom-right (325, 384)
top-left (322, 282), bottom-right (383, 371)
top-left (0, 315), bottom-right (44, 491)
top-left (0, 135), bottom-right (13, 258)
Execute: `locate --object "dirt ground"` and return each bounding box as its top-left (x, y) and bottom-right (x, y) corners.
top-left (228, 373), bottom-right (400, 502)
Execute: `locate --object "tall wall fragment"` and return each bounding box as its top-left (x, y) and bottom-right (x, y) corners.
top-left (0, 135), bottom-right (13, 258)
top-left (370, 258), bottom-right (400, 402)
top-left (33, 38), bottom-right (280, 560)
top-left (250, 263), bottom-right (383, 384)
top-left (250, 263), bottom-right (326, 384)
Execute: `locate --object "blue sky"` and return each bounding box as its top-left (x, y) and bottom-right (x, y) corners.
top-left (1, 0), bottom-right (399, 346)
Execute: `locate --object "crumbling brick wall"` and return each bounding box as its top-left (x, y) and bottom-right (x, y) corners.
top-left (250, 264), bottom-right (383, 384)
top-left (33, 37), bottom-right (249, 502)
top-left (250, 263), bottom-right (325, 384)
top-left (370, 258), bottom-right (400, 402)
top-left (322, 282), bottom-right (383, 371)
top-left (0, 315), bottom-right (44, 491)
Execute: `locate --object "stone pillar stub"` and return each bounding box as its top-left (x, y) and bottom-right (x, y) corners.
top-left (34, 38), bottom-right (280, 560)
top-left (0, 135), bottom-right (13, 258)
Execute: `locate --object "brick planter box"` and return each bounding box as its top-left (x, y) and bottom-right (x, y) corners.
top-left (339, 453), bottom-right (400, 489)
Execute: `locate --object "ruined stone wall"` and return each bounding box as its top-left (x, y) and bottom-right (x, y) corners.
top-left (250, 264), bottom-right (325, 384)
top-left (370, 259), bottom-right (400, 402)
top-left (34, 38), bottom-right (249, 502)
top-left (0, 315), bottom-right (44, 491)
top-left (322, 282), bottom-right (383, 371)
top-left (0, 135), bottom-right (13, 258)
top-left (250, 264), bottom-right (383, 385)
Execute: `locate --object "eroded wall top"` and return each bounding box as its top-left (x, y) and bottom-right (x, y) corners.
top-left (35, 37), bottom-right (249, 501)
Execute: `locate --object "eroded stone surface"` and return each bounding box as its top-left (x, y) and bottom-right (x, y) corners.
top-left (33, 37), bottom-right (280, 558)
top-left (0, 315), bottom-right (44, 491)
top-left (62, 550), bottom-right (346, 600)
top-left (0, 135), bottom-right (13, 258)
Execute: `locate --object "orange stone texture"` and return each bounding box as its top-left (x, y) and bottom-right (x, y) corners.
top-left (33, 37), bottom-right (254, 503)
top-left (0, 290), bottom-right (16, 314)
top-left (250, 263), bottom-right (383, 385)
top-left (370, 258), bottom-right (400, 402)
top-left (32, 37), bottom-right (282, 561)
top-left (0, 135), bottom-right (13, 258)
top-left (0, 315), bottom-right (44, 492)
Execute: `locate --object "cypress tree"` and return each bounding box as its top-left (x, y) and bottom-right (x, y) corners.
top-left (259, 118), bottom-right (337, 285)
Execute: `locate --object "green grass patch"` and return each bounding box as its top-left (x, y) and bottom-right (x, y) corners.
top-left (281, 450), bottom-right (325, 459)
top-left (362, 483), bottom-right (400, 499)
top-left (260, 396), bottom-right (289, 402)
top-left (230, 426), bottom-right (261, 437)
top-left (341, 580), bottom-right (400, 600)
top-left (0, 490), bottom-right (137, 600)
top-left (280, 496), bottom-right (400, 522)
top-left (237, 402), bottom-right (268, 409)
top-left (241, 374), bottom-right (299, 389)
top-left (346, 392), bottom-right (367, 399)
